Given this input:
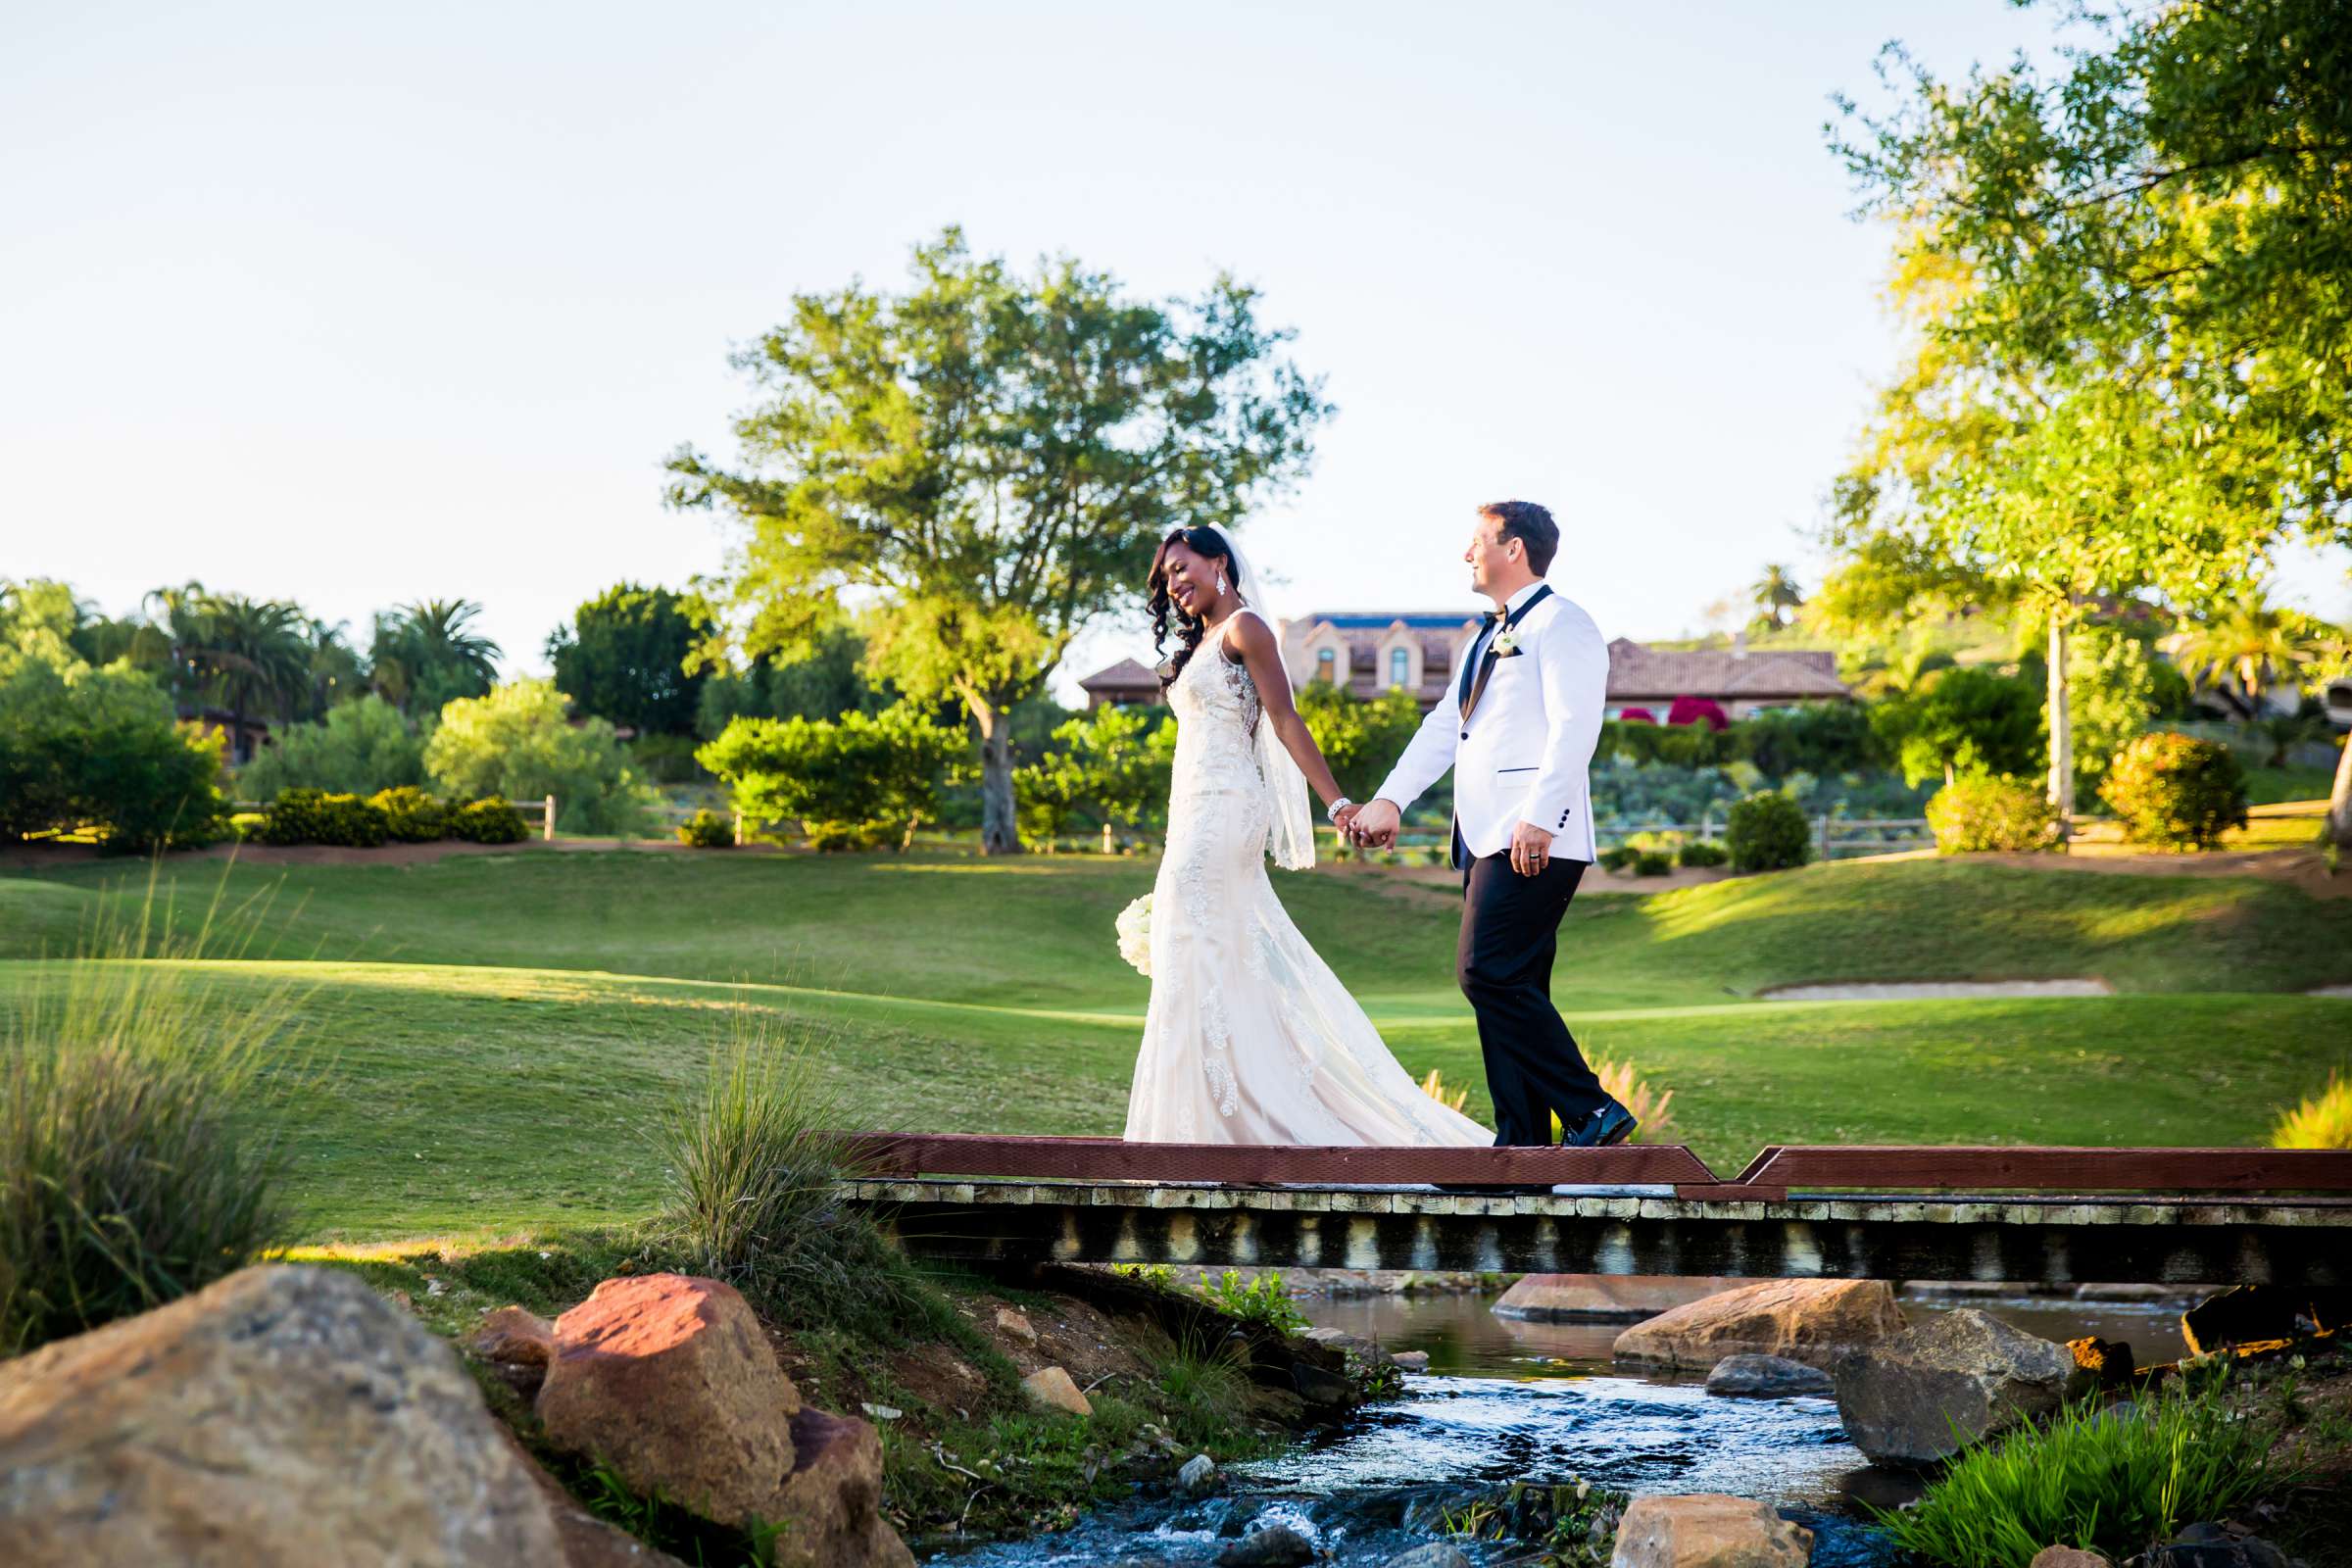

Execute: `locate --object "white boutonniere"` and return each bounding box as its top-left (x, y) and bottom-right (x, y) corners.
top-left (1492, 630), bottom-right (1523, 657)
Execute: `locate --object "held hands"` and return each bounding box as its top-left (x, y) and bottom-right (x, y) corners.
top-left (1508, 820), bottom-right (1554, 876)
top-left (1346, 799), bottom-right (1400, 850)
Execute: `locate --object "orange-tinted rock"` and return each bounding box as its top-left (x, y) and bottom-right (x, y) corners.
top-left (1020, 1364), bottom-right (1094, 1415)
top-left (2028, 1548), bottom-right (2110, 1568)
top-left (0, 1265), bottom-right (564, 1565)
top-left (1612, 1280), bottom-right (1905, 1371)
top-left (536, 1275), bottom-right (799, 1529)
top-left (2065, 1336), bottom-right (2134, 1388)
top-left (1494, 1275), bottom-right (1747, 1322)
top-left (475, 1305), bottom-right (557, 1366)
top-left (1611, 1494), bottom-right (1813, 1567)
top-left (768, 1407), bottom-right (914, 1568)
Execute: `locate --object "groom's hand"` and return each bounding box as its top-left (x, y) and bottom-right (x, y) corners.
top-left (1508, 820), bottom-right (1554, 877)
top-left (1349, 799), bottom-right (1400, 849)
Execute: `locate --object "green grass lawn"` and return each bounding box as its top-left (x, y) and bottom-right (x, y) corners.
top-left (3, 849), bottom-right (2347, 1242)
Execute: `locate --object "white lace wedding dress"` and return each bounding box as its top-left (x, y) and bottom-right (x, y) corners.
top-left (1122, 612), bottom-right (1494, 1147)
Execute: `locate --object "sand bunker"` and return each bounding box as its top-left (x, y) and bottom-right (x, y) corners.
top-left (1760, 979), bottom-right (2114, 1002)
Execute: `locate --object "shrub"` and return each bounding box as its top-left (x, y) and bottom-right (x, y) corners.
top-left (425, 679), bottom-right (657, 837)
top-left (236, 694), bottom-right (423, 800)
top-left (1597, 845), bottom-right (1641, 873)
top-left (0, 905), bottom-right (296, 1353)
top-left (2099, 732), bottom-right (2249, 851)
top-left (1631, 851), bottom-right (1672, 876)
top-left (448, 795), bottom-right (529, 844)
top-left (2271, 1072), bottom-right (2352, 1149)
top-left (0, 656), bottom-right (227, 851)
top-left (368, 785), bottom-right (448, 843)
top-left (678, 808), bottom-right (733, 849)
top-left (1726, 790), bottom-right (1813, 872)
top-left (1677, 840), bottom-right (1728, 868)
top-left (699, 703), bottom-right (959, 850)
top-left (1875, 1377), bottom-right (2285, 1568)
top-left (261, 788), bottom-right (389, 847)
top-left (1926, 774), bottom-right (2061, 854)
top-left (629, 733), bottom-right (708, 785)
top-left (1197, 1268), bottom-right (1308, 1336)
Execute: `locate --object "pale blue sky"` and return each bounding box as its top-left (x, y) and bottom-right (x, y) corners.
top-left (6, 1), bottom-right (2344, 698)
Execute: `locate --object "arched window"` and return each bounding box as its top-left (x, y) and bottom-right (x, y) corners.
top-left (1316, 647), bottom-right (1337, 683)
top-left (1389, 646), bottom-right (1410, 689)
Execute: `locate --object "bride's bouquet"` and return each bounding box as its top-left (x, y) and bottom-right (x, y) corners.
top-left (1114, 894), bottom-right (1152, 977)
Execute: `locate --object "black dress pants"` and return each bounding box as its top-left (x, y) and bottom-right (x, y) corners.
top-left (1456, 848), bottom-right (1607, 1146)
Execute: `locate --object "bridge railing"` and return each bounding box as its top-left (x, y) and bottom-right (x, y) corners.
top-left (834, 1132), bottom-right (2352, 1203)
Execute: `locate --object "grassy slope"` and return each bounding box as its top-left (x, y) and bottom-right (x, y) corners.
top-left (3, 851), bottom-right (2347, 1241)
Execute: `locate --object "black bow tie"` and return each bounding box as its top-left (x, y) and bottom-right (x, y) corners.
top-left (1483, 609), bottom-right (1505, 626)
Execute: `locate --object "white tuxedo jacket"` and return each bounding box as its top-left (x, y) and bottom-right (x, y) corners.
top-left (1372, 584), bottom-right (1608, 864)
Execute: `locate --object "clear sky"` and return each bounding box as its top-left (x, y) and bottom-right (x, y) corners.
top-left (7, 1), bottom-right (2345, 700)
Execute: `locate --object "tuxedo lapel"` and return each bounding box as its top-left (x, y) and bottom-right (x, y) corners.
top-left (1460, 584), bottom-right (1551, 722)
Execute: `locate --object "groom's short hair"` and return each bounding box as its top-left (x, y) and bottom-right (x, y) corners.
top-left (1480, 501), bottom-right (1558, 575)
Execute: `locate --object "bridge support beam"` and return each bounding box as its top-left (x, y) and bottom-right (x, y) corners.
top-left (852, 1181), bottom-right (2352, 1288)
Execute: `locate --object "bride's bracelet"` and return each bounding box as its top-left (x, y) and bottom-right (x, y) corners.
top-left (1324, 797), bottom-right (1354, 824)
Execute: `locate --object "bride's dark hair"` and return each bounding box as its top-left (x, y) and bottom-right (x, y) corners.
top-left (1148, 526), bottom-right (1243, 693)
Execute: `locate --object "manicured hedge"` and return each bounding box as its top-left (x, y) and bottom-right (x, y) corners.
top-left (257, 788), bottom-right (526, 847)
top-left (1926, 774), bottom-right (2060, 854)
top-left (2100, 733), bottom-right (2248, 851)
top-left (1727, 791), bottom-right (1813, 873)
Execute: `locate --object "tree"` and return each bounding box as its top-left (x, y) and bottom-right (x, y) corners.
top-left (2067, 623), bottom-right (2160, 794)
top-left (1295, 682), bottom-right (1424, 806)
top-left (298, 618), bottom-right (366, 721)
top-left (423, 679), bottom-right (653, 836)
top-left (238, 694), bottom-right (425, 800)
top-left (666, 227), bottom-right (1328, 854)
top-left (370, 599), bottom-right (501, 717)
top-left (2159, 587), bottom-right (2332, 719)
top-left (1012, 704), bottom-right (1175, 840)
top-left (1869, 665), bottom-right (2043, 788)
top-left (1749, 564), bottom-right (1804, 630)
top-left (546, 583), bottom-right (710, 736)
top-left (190, 594), bottom-right (311, 747)
top-left (1827, 0), bottom-right (2352, 819)
top-left (697, 703), bottom-right (961, 850)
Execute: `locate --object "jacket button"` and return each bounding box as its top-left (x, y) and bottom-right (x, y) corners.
top-left (1459, 730), bottom-right (1468, 740)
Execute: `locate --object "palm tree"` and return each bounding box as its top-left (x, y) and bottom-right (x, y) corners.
top-left (1750, 564), bottom-right (1804, 630)
top-left (370, 599), bottom-right (502, 716)
top-left (300, 617), bottom-right (366, 720)
top-left (140, 580), bottom-right (215, 709)
top-left (2161, 588), bottom-right (2326, 720)
top-left (190, 595), bottom-right (312, 760)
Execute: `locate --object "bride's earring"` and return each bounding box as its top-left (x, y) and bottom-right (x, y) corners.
top-left (1215, 570), bottom-right (1227, 596)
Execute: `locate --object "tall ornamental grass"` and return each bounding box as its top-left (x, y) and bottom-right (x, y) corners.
top-left (658, 1014), bottom-right (916, 1339)
top-left (2270, 1071), bottom-right (2352, 1149)
top-left (1876, 1378), bottom-right (2290, 1568)
top-left (1, 882), bottom-right (301, 1355)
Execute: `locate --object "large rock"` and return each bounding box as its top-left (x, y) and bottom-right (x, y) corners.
top-left (1610, 1494), bottom-right (1813, 1567)
top-left (1020, 1364), bottom-right (1094, 1416)
top-left (537, 1274), bottom-right (800, 1530)
top-left (0, 1264), bottom-right (565, 1565)
top-left (2028, 1547), bottom-right (2111, 1568)
top-left (1494, 1274), bottom-right (1747, 1322)
top-left (1612, 1280), bottom-right (1905, 1371)
top-left (1217, 1526), bottom-right (1318, 1567)
top-left (1833, 1307), bottom-right (2075, 1466)
top-left (1703, 1354), bottom-right (1834, 1398)
top-left (767, 1407), bottom-right (914, 1568)
top-left (2149, 1523), bottom-right (2291, 1568)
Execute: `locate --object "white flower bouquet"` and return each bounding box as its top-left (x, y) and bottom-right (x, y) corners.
top-left (1115, 894), bottom-right (1152, 977)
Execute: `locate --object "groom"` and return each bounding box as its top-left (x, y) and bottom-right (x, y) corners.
top-left (1346, 502), bottom-right (1636, 1151)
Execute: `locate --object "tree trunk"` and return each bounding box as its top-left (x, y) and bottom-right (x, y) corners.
top-left (2329, 728), bottom-right (2352, 851)
top-left (971, 699), bottom-right (1023, 856)
top-left (2046, 616), bottom-right (2075, 826)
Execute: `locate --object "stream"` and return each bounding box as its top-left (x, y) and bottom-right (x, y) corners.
top-left (931, 1287), bottom-right (2191, 1567)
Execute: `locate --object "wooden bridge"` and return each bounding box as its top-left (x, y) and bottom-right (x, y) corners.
top-left (836, 1136), bottom-right (2352, 1288)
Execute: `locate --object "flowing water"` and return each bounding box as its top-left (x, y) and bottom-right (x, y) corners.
top-left (930, 1288), bottom-right (2191, 1566)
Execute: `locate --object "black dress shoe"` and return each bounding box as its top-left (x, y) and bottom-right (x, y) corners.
top-left (1566, 1101), bottom-right (1639, 1149)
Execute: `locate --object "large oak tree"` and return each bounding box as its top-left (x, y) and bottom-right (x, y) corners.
top-left (666, 229), bottom-right (1328, 853)
top-left (1825, 0), bottom-right (2351, 831)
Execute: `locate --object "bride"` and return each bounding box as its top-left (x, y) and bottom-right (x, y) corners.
top-left (1121, 523), bottom-right (1491, 1148)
